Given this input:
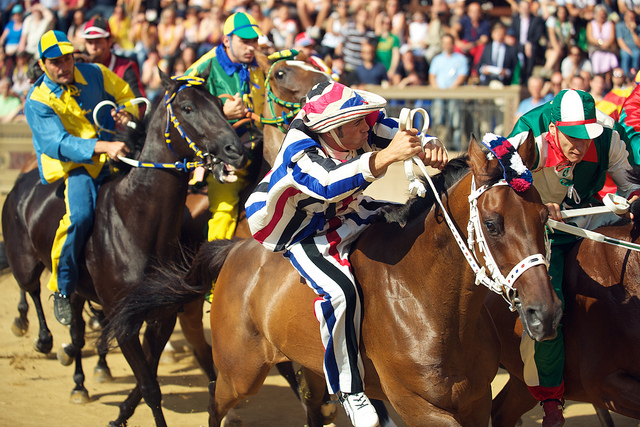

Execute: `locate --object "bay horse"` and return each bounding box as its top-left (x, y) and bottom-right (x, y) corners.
top-left (104, 133), bottom-right (563, 426)
top-left (1, 70), bottom-right (246, 427)
top-left (488, 189), bottom-right (640, 425)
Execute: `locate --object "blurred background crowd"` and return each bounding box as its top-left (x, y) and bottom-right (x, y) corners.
top-left (0, 0), bottom-right (638, 133)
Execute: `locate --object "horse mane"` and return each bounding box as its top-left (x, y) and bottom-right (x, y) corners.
top-left (378, 152), bottom-right (505, 227)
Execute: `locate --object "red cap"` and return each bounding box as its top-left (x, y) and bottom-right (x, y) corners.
top-left (83, 16), bottom-right (111, 39)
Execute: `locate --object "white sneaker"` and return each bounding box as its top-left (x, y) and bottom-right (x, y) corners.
top-left (340, 392), bottom-right (379, 427)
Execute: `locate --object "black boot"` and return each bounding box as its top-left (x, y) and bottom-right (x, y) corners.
top-left (53, 293), bottom-right (72, 325)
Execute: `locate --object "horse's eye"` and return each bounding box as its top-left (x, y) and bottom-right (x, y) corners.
top-left (182, 105), bottom-right (193, 114)
top-left (275, 70), bottom-right (285, 79)
top-left (484, 220), bottom-right (499, 236)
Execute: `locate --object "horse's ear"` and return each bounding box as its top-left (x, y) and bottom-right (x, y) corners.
top-left (199, 62), bottom-right (213, 82)
top-left (323, 55), bottom-right (333, 69)
top-left (468, 133), bottom-right (491, 178)
top-left (296, 51), bottom-right (308, 62)
top-left (160, 67), bottom-right (173, 90)
top-left (516, 130), bottom-right (537, 170)
top-left (256, 50), bottom-right (271, 74)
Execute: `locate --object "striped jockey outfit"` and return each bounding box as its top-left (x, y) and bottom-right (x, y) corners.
top-left (246, 81), bottom-right (397, 394)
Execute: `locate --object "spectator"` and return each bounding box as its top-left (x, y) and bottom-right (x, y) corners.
top-left (57, 0), bottom-right (87, 34)
top-left (424, 6), bottom-right (449, 65)
top-left (157, 7), bottom-right (185, 60)
top-left (544, 5), bottom-right (575, 75)
top-left (587, 4), bottom-right (619, 80)
top-left (179, 45), bottom-right (198, 70)
top-left (619, 0), bottom-right (640, 15)
top-left (271, 4), bottom-right (298, 50)
top-left (0, 76), bottom-right (22, 122)
top-left (11, 51), bottom-right (30, 99)
top-left (66, 9), bottom-right (87, 52)
top-left (248, 2), bottom-right (274, 40)
top-left (86, 0), bottom-right (117, 22)
top-left (296, 0), bottom-right (331, 39)
top-left (477, 21), bottom-right (518, 86)
top-left (570, 74), bottom-right (587, 90)
top-left (0, 46), bottom-right (14, 79)
top-left (566, 0), bottom-right (596, 22)
top-left (376, 13), bottom-right (400, 80)
top-left (337, 8), bottom-right (376, 75)
top-left (546, 70), bottom-right (566, 95)
top-left (319, 0), bottom-right (348, 58)
top-left (509, 0), bottom-right (546, 83)
top-left (561, 45), bottom-right (593, 85)
top-left (377, 0), bottom-right (405, 43)
top-left (141, 49), bottom-right (164, 102)
top-left (407, 11), bottom-right (429, 57)
top-left (109, 4), bottom-right (134, 55)
top-left (515, 75), bottom-right (553, 121)
top-left (453, 2), bottom-right (490, 76)
top-left (353, 40), bottom-right (388, 87)
top-left (130, 13), bottom-right (158, 69)
top-left (83, 16), bottom-right (146, 98)
top-left (392, 45), bottom-right (429, 87)
top-left (18, 3), bottom-right (54, 57)
top-left (181, 6), bottom-right (202, 50)
top-left (590, 73), bottom-right (606, 102)
top-left (0, 4), bottom-right (24, 57)
top-left (616, 9), bottom-right (640, 78)
top-left (597, 67), bottom-right (634, 120)
top-left (197, 6), bottom-right (224, 58)
top-left (429, 33), bottom-right (468, 150)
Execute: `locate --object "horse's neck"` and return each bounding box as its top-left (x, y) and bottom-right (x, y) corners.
top-left (261, 103), bottom-right (285, 166)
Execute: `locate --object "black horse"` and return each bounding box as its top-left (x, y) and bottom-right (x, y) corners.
top-left (1, 71), bottom-right (246, 427)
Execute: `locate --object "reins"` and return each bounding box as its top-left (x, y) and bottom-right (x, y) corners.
top-left (103, 76), bottom-right (219, 172)
top-left (400, 109), bottom-right (548, 310)
top-left (261, 49), bottom-right (303, 133)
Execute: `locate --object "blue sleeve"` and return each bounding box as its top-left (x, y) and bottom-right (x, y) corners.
top-left (25, 98), bottom-right (97, 164)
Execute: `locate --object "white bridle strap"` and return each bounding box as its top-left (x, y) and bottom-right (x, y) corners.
top-left (399, 108), bottom-right (548, 309)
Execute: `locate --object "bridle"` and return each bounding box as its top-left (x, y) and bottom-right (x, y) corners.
top-left (96, 75), bottom-right (222, 172)
top-left (400, 108), bottom-right (549, 311)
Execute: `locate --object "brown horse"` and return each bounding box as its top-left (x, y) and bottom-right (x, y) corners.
top-left (1, 71), bottom-right (246, 427)
top-left (105, 133), bottom-right (563, 426)
top-left (488, 215), bottom-right (640, 426)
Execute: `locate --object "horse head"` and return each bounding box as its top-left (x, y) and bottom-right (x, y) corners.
top-left (467, 132), bottom-right (563, 342)
top-left (158, 68), bottom-right (247, 172)
top-left (256, 50), bottom-right (332, 165)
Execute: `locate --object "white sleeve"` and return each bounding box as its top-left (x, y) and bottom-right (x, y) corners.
top-left (608, 130), bottom-right (640, 198)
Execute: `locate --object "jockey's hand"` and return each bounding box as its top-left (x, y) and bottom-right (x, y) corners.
top-left (95, 140), bottom-right (130, 161)
top-left (627, 194), bottom-right (640, 221)
top-left (421, 139), bottom-right (448, 170)
top-left (112, 109), bottom-right (132, 127)
top-left (545, 202), bottom-right (563, 222)
top-left (371, 128), bottom-right (424, 177)
top-left (223, 92), bottom-right (248, 120)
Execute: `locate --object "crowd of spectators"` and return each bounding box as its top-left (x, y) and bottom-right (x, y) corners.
top-left (0, 0), bottom-right (639, 130)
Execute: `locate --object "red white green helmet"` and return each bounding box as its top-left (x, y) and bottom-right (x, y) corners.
top-left (551, 89), bottom-right (603, 140)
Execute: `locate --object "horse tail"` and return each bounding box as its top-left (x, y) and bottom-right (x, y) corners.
top-left (99, 238), bottom-right (242, 349)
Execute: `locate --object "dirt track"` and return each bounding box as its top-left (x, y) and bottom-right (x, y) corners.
top-left (1, 168), bottom-right (639, 427)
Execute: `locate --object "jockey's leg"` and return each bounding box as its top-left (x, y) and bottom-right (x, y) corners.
top-left (47, 169), bottom-right (100, 296)
top-left (206, 171), bottom-right (249, 242)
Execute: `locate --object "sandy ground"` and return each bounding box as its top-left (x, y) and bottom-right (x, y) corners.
top-left (1, 165), bottom-right (639, 427)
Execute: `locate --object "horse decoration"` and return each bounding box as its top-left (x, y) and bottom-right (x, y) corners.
top-left (103, 132), bottom-right (563, 426)
top-left (1, 70), bottom-right (246, 427)
top-left (488, 167), bottom-right (640, 426)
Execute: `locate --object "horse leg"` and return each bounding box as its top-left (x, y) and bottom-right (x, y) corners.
top-left (491, 373), bottom-right (538, 427)
top-left (296, 367), bottom-right (338, 427)
top-left (12, 290), bottom-right (29, 337)
top-left (60, 295), bottom-right (93, 403)
top-left (276, 361), bottom-right (300, 400)
top-left (28, 286), bottom-right (54, 354)
top-left (110, 314), bottom-right (177, 427)
top-left (92, 308), bottom-right (113, 383)
top-left (178, 297), bottom-right (216, 381)
top-left (594, 407), bottom-right (614, 427)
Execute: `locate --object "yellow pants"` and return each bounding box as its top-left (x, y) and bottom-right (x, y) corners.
top-left (206, 171), bottom-right (250, 242)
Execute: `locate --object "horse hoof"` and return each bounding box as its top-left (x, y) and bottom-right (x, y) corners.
top-left (69, 389), bottom-right (91, 404)
top-left (221, 409), bottom-right (242, 427)
top-left (32, 337), bottom-right (53, 354)
top-left (93, 366), bottom-right (114, 383)
top-left (57, 345), bottom-right (73, 366)
top-left (88, 316), bottom-right (102, 331)
top-left (321, 401), bottom-right (338, 425)
top-left (11, 318), bottom-right (28, 336)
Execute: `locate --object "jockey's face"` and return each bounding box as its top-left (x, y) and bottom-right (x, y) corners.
top-left (549, 122), bottom-right (592, 164)
top-left (224, 34), bottom-right (258, 64)
top-left (85, 37), bottom-right (111, 64)
top-left (324, 117), bottom-right (370, 151)
top-left (41, 54), bottom-right (75, 85)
